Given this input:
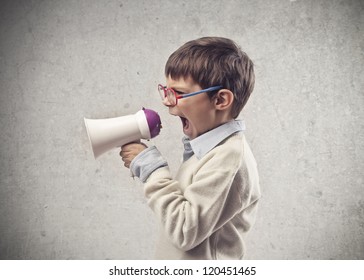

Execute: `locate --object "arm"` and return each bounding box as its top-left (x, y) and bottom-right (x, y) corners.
top-left (133, 145), bottom-right (246, 251)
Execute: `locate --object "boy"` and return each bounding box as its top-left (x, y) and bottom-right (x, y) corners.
top-left (120, 37), bottom-right (261, 260)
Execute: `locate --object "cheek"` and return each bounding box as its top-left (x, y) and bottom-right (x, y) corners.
top-left (187, 106), bottom-right (213, 127)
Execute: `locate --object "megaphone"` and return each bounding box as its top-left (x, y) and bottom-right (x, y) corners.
top-left (84, 108), bottom-right (162, 158)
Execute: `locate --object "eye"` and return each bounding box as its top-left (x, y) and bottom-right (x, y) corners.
top-left (174, 89), bottom-right (187, 95)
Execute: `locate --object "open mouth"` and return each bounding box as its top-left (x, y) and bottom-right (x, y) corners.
top-left (180, 116), bottom-right (190, 131)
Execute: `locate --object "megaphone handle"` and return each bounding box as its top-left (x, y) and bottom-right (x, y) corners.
top-left (120, 141), bottom-right (148, 170)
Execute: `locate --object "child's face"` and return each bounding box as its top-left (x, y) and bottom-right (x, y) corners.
top-left (163, 76), bottom-right (218, 140)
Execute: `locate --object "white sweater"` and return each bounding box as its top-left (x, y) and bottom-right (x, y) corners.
top-left (141, 132), bottom-right (261, 259)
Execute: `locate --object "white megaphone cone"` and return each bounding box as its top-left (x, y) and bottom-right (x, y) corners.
top-left (84, 108), bottom-right (162, 158)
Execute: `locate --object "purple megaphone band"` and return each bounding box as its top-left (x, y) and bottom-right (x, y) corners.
top-left (142, 108), bottom-right (162, 138)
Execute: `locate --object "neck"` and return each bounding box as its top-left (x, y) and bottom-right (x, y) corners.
top-left (214, 110), bottom-right (234, 126)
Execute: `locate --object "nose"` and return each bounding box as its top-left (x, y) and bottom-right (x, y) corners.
top-left (162, 96), bottom-right (174, 107)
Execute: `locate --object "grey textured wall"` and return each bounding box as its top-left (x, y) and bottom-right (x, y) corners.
top-left (0, 0), bottom-right (363, 260)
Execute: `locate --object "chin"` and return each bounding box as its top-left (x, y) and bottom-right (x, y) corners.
top-left (185, 130), bottom-right (200, 140)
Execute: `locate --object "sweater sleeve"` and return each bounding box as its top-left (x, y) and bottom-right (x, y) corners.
top-left (143, 142), bottom-right (248, 251)
top-left (130, 146), bottom-right (168, 182)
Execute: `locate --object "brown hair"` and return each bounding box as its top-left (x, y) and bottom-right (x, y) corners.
top-left (165, 37), bottom-right (255, 118)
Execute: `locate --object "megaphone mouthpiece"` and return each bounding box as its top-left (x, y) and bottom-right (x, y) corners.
top-left (143, 107), bottom-right (162, 138)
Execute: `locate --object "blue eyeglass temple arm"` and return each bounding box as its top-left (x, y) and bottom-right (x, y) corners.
top-left (178, 85), bottom-right (223, 99)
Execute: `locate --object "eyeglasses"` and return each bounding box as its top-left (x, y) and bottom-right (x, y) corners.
top-left (158, 84), bottom-right (222, 106)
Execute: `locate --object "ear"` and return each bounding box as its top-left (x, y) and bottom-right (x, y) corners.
top-left (213, 89), bottom-right (234, 111)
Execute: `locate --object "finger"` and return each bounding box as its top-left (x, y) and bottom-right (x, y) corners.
top-left (121, 154), bottom-right (132, 163)
top-left (121, 156), bottom-right (129, 167)
top-left (122, 142), bottom-right (138, 150)
top-left (120, 149), bottom-right (132, 157)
